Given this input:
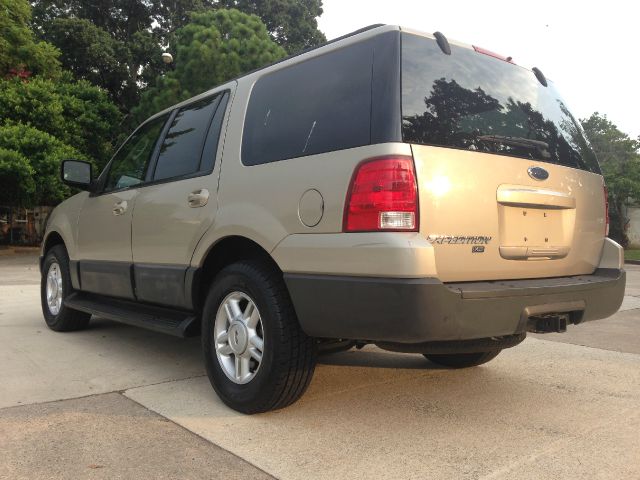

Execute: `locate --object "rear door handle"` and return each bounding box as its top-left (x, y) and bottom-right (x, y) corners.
top-left (113, 200), bottom-right (128, 216)
top-left (188, 189), bottom-right (210, 208)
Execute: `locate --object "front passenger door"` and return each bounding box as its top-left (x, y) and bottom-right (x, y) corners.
top-left (76, 114), bottom-right (169, 299)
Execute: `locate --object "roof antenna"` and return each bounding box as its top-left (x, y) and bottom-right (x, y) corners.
top-left (532, 67), bottom-right (548, 87)
top-left (433, 31), bottom-right (451, 55)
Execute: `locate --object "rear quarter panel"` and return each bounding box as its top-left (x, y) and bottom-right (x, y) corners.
top-left (190, 76), bottom-right (414, 269)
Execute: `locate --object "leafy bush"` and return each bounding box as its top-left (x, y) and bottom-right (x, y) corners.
top-left (0, 148), bottom-right (35, 206)
top-left (0, 75), bottom-right (122, 167)
top-left (0, 123), bottom-right (86, 206)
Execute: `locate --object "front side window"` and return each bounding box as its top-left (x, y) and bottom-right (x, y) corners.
top-left (152, 94), bottom-right (222, 181)
top-left (104, 115), bottom-right (167, 192)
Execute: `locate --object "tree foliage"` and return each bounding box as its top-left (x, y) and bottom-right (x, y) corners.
top-left (0, 148), bottom-right (35, 206)
top-left (0, 0), bottom-right (61, 77)
top-left (0, 75), bottom-right (122, 167)
top-left (134, 9), bottom-right (286, 121)
top-left (0, 124), bottom-right (85, 205)
top-left (0, 0), bottom-right (122, 207)
top-left (217, 0), bottom-right (325, 53)
top-left (581, 113), bottom-right (640, 246)
top-left (33, 3), bottom-right (163, 113)
top-left (31, 0), bottom-right (325, 113)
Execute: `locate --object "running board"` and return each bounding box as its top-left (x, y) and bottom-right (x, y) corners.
top-left (64, 292), bottom-right (199, 338)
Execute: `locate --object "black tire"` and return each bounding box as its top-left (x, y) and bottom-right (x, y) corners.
top-left (202, 260), bottom-right (316, 414)
top-left (424, 350), bottom-right (501, 368)
top-left (41, 244), bottom-right (91, 331)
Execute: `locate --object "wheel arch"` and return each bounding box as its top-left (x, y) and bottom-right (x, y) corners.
top-left (192, 235), bottom-right (283, 313)
top-left (43, 230), bottom-right (66, 254)
top-left (40, 230), bottom-right (67, 273)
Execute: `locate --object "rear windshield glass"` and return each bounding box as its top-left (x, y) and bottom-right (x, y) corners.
top-left (401, 33), bottom-right (600, 173)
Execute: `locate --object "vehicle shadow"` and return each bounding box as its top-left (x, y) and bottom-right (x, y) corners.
top-left (318, 347), bottom-right (447, 370)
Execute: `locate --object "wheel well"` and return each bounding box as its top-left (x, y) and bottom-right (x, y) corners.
top-left (41, 232), bottom-right (65, 272)
top-left (195, 236), bottom-right (281, 312)
top-left (43, 231), bottom-right (65, 255)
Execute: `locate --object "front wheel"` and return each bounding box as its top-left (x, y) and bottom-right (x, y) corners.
top-left (424, 350), bottom-right (501, 368)
top-left (202, 260), bottom-right (316, 414)
top-left (40, 245), bottom-right (91, 331)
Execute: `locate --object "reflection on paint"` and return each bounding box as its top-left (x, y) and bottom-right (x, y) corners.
top-left (424, 175), bottom-right (451, 198)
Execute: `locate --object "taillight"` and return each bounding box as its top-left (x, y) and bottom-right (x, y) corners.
top-left (604, 185), bottom-right (610, 236)
top-left (344, 156), bottom-right (419, 232)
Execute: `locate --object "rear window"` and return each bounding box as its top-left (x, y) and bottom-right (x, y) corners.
top-left (242, 41), bottom-right (373, 166)
top-left (401, 33), bottom-right (600, 173)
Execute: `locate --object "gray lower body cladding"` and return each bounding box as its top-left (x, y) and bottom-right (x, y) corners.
top-left (284, 269), bottom-right (625, 345)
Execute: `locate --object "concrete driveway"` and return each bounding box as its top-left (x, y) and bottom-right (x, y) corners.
top-left (1, 254), bottom-right (639, 479)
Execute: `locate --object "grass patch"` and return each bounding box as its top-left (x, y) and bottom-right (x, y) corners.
top-left (624, 249), bottom-right (640, 261)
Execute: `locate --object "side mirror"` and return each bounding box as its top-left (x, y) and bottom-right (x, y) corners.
top-left (61, 160), bottom-right (93, 191)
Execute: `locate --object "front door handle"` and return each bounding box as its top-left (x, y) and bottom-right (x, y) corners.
top-left (188, 189), bottom-right (210, 208)
top-left (113, 200), bottom-right (128, 216)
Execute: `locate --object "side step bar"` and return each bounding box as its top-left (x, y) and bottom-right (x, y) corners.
top-left (64, 292), bottom-right (199, 338)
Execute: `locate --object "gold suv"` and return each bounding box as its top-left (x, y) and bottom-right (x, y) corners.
top-left (41, 25), bottom-right (625, 413)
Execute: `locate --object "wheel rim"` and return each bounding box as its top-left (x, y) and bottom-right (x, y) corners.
top-left (213, 291), bottom-right (264, 385)
top-left (46, 262), bottom-right (63, 316)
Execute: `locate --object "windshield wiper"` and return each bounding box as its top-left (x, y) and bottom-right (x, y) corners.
top-left (478, 135), bottom-right (550, 158)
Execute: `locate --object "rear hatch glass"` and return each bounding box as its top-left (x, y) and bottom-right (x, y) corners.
top-left (401, 32), bottom-right (600, 174)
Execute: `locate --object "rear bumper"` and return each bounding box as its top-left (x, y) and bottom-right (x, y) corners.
top-left (284, 268), bottom-right (625, 344)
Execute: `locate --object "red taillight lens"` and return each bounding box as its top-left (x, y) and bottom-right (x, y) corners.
top-left (344, 156), bottom-right (419, 232)
top-left (604, 185), bottom-right (610, 236)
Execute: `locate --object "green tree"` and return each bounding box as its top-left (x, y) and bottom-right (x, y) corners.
top-left (581, 113), bottom-right (640, 246)
top-left (32, 0), bottom-right (165, 113)
top-left (0, 0), bottom-right (122, 207)
top-left (31, 0), bottom-right (325, 113)
top-left (134, 9), bottom-right (285, 121)
top-left (0, 124), bottom-right (85, 205)
top-left (39, 18), bottom-right (137, 108)
top-left (215, 0), bottom-right (325, 53)
top-left (0, 75), bottom-right (122, 167)
top-left (0, 148), bottom-right (35, 206)
top-left (0, 0), bottom-right (61, 77)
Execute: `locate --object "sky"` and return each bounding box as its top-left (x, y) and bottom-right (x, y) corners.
top-left (318, 0), bottom-right (639, 139)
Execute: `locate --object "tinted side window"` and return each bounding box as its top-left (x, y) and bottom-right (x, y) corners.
top-left (200, 92), bottom-right (229, 173)
top-left (153, 95), bottom-right (221, 181)
top-left (242, 41), bottom-right (373, 166)
top-left (105, 115), bottom-right (167, 192)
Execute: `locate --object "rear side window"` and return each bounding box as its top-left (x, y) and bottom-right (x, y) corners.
top-left (153, 94), bottom-right (222, 181)
top-left (242, 41), bottom-right (373, 166)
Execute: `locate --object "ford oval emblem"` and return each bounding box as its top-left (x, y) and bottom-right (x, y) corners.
top-left (528, 166), bottom-right (549, 181)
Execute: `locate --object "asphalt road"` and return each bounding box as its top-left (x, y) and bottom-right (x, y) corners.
top-left (1, 254), bottom-right (639, 480)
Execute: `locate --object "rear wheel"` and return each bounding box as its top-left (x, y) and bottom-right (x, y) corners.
top-left (40, 245), bottom-right (91, 331)
top-left (202, 260), bottom-right (316, 414)
top-left (424, 350), bottom-right (501, 368)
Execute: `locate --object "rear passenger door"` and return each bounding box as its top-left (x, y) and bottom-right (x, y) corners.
top-left (131, 89), bottom-right (232, 308)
